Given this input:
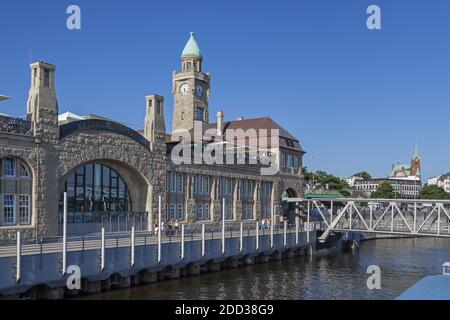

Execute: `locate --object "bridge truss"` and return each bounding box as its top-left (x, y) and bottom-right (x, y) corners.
top-left (287, 198), bottom-right (450, 242)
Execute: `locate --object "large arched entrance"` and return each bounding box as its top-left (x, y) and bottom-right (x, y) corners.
top-left (58, 160), bottom-right (149, 235)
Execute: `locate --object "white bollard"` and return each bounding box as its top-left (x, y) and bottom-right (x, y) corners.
top-left (101, 227), bottom-right (105, 271)
top-left (62, 192), bottom-right (68, 275)
top-left (16, 231), bottom-right (21, 282)
top-left (222, 198), bottom-right (225, 255)
top-left (131, 226), bottom-right (135, 267)
top-left (181, 224), bottom-right (185, 260)
top-left (240, 222), bottom-right (243, 252)
top-left (270, 203), bottom-right (274, 248)
top-left (201, 224), bottom-right (205, 257)
top-left (307, 202), bottom-right (310, 244)
top-left (256, 222), bottom-right (259, 250)
top-left (295, 216), bottom-right (299, 245)
top-left (158, 195), bottom-right (162, 263)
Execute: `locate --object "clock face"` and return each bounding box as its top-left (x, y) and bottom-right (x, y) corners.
top-left (195, 84), bottom-right (204, 97)
top-left (180, 83), bottom-right (190, 96)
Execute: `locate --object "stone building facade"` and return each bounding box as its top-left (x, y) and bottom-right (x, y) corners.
top-left (0, 33), bottom-right (305, 238)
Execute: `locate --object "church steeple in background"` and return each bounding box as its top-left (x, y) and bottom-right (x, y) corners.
top-left (411, 144), bottom-right (421, 177)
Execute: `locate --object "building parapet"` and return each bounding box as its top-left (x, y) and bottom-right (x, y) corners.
top-left (0, 116), bottom-right (33, 136)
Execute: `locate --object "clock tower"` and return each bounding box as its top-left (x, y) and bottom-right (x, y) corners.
top-left (172, 32), bottom-right (211, 134)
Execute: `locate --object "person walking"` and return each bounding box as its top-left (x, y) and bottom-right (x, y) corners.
top-left (154, 222), bottom-right (159, 236)
top-left (174, 219), bottom-right (180, 236)
top-left (279, 214), bottom-right (284, 228)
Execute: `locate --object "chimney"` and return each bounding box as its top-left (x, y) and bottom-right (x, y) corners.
top-left (217, 111), bottom-right (224, 136)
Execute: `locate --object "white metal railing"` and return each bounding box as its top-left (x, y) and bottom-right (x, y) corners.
top-left (2, 195), bottom-right (320, 283)
top-left (287, 197), bottom-right (450, 242)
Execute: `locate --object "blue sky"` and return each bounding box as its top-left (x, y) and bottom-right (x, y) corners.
top-left (1, 0), bottom-right (449, 180)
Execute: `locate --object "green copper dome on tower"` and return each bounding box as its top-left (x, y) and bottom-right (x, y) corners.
top-left (182, 32), bottom-right (202, 58)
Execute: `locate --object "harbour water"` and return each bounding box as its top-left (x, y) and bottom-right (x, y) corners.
top-left (81, 237), bottom-right (450, 300)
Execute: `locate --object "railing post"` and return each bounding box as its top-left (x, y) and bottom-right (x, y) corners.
top-left (100, 227), bottom-right (105, 271)
top-left (201, 224), bottom-right (205, 257)
top-left (413, 202), bottom-right (417, 234)
top-left (284, 220), bottom-right (287, 247)
top-left (222, 198), bottom-right (225, 255)
top-left (438, 203), bottom-right (442, 236)
top-left (130, 226), bottom-right (135, 267)
top-left (307, 201), bottom-right (310, 244)
top-left (270, 203), bottom-right (274, 248)
top-left (391, 203), bottom-right (394, 233)
top-left (181, 224), bottom-right (185, 260)
top-left (330, 200), bottom-right (334, 225)
top-left (16, 231), bottom-right (21, 283)
top-left (158, 195), bottom-right (162, 263)
top-left (295, 216), bottom-right (299, 245)
top-left (62, 192), bottom-right (68, 275)
top-left (256, 222), bottom-right (259, 250)
top-left (240, 222), bottom-right (243, 252)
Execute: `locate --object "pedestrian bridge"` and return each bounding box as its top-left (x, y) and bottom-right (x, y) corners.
top-left (287, 197), bottom-right (450, 242)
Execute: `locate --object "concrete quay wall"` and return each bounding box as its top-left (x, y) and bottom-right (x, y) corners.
top-left (0, 231), bottom-right (316, 299)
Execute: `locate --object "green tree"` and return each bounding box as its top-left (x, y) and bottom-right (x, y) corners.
top-left (317, 174), bottom-right (351, 197)
top-left (419, 185), bottom-right (450, 200)
top-left (302, 166), bottom-right (313, 182)
top-left (353, 171), bottom-right (372, 180)
top-left (371, 182), bottom-right (395, 199)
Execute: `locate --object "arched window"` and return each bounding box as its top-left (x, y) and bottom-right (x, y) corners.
top-left (0, 157), bottom-right (32, 226)
top-left (59, 163), bottom-right (131, 214)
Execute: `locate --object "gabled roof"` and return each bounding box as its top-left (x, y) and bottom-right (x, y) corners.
top-left (390, 163), bottom-right (411, 177)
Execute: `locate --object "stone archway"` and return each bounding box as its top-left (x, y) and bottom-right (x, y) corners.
top-left (281, 188), bottom-right (298, 224)
top-left (58, 125), bottom-right (166, 235)
top-left (58, 159), bottom-right (150, 235)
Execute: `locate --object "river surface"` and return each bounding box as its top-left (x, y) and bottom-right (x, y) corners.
top-left (82, 238), bottom-right (450, 300)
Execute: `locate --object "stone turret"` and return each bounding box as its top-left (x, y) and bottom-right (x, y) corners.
top-left (26, 61), bottom-right (60, 236)
top-left (144, 94), bottom-right (166, 152)
top-left (27, 61), bottom-right (59, 143)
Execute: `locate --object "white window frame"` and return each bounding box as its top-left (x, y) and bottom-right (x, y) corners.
top-left (3, 158), bottom-right (15, 177)
top-left (178, 174), bottom-right (183, 193)
top-left (204, 203), bottom-right (210, 219)
top-left (171, 173), bottom-right (176, 193)
top-left (19, 162), bottom-right (30, 179)
top-left (204, 176), bottom-right (210, 194)
top-left (177, 203), bottom-right (183, 220)
top-left (170, 203), bottom-right (176, 220)
top-left (19, 194), bottom-right (30, 225)
top-left (217, 177), bottom-right (222, 195)
top-left (198, 203), bottom-right (203, 220)
top-left (3, 194), bottom-right (16, 225)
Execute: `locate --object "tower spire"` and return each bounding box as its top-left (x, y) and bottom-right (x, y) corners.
top-left (412, 144), bottom-right (420, 160)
